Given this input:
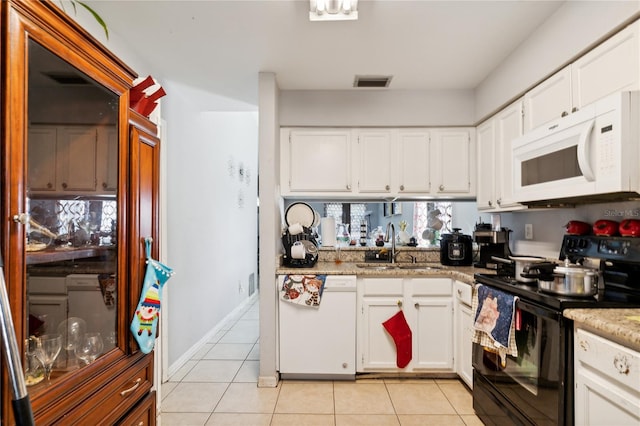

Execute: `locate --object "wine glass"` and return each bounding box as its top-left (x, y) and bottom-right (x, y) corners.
top-left (75, 332), bottom-right (104, 365)
top-left (35, 334), bottom-right (62, 381)
top-left (57, 317), bottom-right (87, 368)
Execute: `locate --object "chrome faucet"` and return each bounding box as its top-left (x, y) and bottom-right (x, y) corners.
top-left (385, 222), bottom-right (396, 263)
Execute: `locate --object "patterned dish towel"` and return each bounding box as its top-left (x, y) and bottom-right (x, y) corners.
top-left (280, 274), bottom-right (326, 308)
top-left (472, 284), bottom-right (518, 365)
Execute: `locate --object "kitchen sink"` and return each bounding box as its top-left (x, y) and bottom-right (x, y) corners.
top-left (355, 264), bottom-right (397, 270)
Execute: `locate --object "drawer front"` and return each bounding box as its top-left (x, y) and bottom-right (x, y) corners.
top-left (28, 276), bottom-right (67, 294)
top-left (576, 328), bottom-right (640, 391)
top-left (411, 278), bottom-right (452, 296)
top-left (117, 391), bottom-right (156, 426)
top-left (360, 278), bottom-right (403, 296)
top-left (58, 355), bottom-right (153, 425)
top-left (454, 281), bottom-right (472, 305)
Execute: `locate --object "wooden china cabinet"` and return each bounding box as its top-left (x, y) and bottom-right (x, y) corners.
top-left (1, 1), bottom-right (160, 424)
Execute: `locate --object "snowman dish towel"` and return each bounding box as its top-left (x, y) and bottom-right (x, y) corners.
top-left (130, 238), bottom-right (174, 354)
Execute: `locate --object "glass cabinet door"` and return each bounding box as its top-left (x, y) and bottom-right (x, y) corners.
top-left (24, 39), bottom-right (119, 390)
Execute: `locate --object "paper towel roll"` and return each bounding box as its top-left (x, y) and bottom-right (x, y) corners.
top-left (321, 217), bottom-right (336, 247)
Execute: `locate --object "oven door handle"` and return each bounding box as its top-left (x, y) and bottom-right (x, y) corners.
top-left (514, 298), bottom-right (562, 320)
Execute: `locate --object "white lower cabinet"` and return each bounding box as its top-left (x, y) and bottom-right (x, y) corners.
top-left (454, 281), bottom-right (473, 388)
top-left (574, 328), bottom-right (640, 425)
top-left (357, 277), bottom-right (454, 373)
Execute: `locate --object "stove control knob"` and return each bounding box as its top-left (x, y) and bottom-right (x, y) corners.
top-left (578, 239), bottom-right (589, 249)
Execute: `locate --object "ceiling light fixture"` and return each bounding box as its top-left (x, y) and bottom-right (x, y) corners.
top-left (310, 0), bottom-right (358, 21)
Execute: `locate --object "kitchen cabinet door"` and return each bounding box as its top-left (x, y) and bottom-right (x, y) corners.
top-left (28, 126), bottom-right (58, 193)
top-left (523, 66), bottom-right (572, 133)
top-left (475, 119), bottom-right (496, 211)
top-left (494, 99), bottom-right (525, 210)
top-left (359, 297), bottom-right (405, 371)
top-left (357, 130), bottom-right (393, 193)
top-left (58, 126), bottom-right (99, 192)
top-left (572, 20), bottom-right (640, 111)
top-left (283, 128), bottom-right (353, 194)
top-left (397, 130), bottom-right (431, 194)
top-left (97, 127), bottom-right (119, 193)
top-left (454, 281), bottom-right (473, 388)
top-left (431, 129), bottom-right (474, 196)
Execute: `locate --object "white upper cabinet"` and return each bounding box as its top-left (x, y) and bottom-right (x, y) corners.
top-left (431, 129), bottom-right (475, 196)
top-left (281, 127), bottom-right (473, 199)
top-left (572, 20), bottom-right (640, 109)
top-left (476, 99), bottom-right (526, 212)
top-left (475, 119), bottom-right (495, 210)
top-left (524, 66), bottom-right (572, 132)
top-left (281, 128), bottom-right (353, 195)
top-left (525, 20), bottom-right (640, 133)
top-left (397, 130), bottom-right (431, 194)
top-left (357, 130), bottom-right (393, 193)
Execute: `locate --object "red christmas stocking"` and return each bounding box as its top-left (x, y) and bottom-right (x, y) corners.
top-left (382, 310), bottom-right (412, 368)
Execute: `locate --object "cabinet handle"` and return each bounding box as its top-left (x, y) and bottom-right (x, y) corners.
top-left (61, 182), bottom-right (68, 189)
top-left (561, 111), bottom-right (569, 117)
top-left (439, 184), bottom-right (445, 191)
top-left (47, 182), bottom-right (53, 189)
top-left (414, 302), bottom-right (419, 309)
top-left (120, 378), bottom-right (142, 397)
top-left (613, 354), bottom-right (630, 375)
top-left (488, 201), bottom-right (493, 207)
top-left (397, 300), bottom-right (402, 308)
top-left (399, 185), bottom-right (404, 191)
top-left (497, 198), bottom-right (502, 205)
top-left (13, 213), bottom-right (28, 224)
top-left (572, 107), bottom-right (578, 113)
top-left (385, 184), bottom-right (390, 191)
top-left (578, 339), bottom-right (590, 351)
top-left (346, 184), bottom-right (351, 190)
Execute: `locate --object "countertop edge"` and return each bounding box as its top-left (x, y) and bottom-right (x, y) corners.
top-left (564, 308), bottom-right (640, 352)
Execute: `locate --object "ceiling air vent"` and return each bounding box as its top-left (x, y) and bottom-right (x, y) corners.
top-left (43, 72), bottom-right (90, 85)
top-left (353, 75), bottom-right (393, 88)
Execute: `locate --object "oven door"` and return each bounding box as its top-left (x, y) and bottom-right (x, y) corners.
top-left (473, 298), bottom-right (571, 426)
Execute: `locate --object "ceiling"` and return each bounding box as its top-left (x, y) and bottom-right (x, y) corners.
top-left (84, 0), bottom-right (566, 110)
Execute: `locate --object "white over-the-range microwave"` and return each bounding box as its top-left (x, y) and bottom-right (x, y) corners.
top-left (512, 91), bottom-right (640, 205)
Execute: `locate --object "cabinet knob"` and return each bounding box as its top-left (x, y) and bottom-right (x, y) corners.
top-left (561, 111), bottom-right (569, 117)
top-left (61, 182), bottom-right (68, 189)
top-left (571, 106), bottom-right (578, 113)
top-left (457, 289), bottom-right (462, 296)
top-left (439, 184), bottom-right (445, 191)
top-left (613, 354), bottom-right (630, 375)
top-left (346, 184), bottom-right (351, 190)
top-left (342, 362), bottom-right (348, 369)
top-left (488, 201), bottom-right (493, 207)
top-left (47, 182), bottom-right (53, 189)
top-left (414, 302), bottom-right (419, 309)
top-left (578, 339), bottom-right (590, 351)
top-left (385, 185), bottom-right (390, 191)
top-left (397, 300), bottom-right (402, 308)
top-left (102, 182), bottom-right (108, 189)
top-left (497, 198), bottom-right (502, 205)
top-left (399, 185), bottom-right (404, 191)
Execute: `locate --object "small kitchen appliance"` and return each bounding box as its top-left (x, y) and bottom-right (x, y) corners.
top-left (473, 225), bottom-right (512, 269)
top-left (473, 234), bottom-right (640, 426)
top-left (439, 228), bottom-right (473, 266)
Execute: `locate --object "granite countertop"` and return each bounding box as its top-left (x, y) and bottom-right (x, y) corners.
top-left (564, 308), bottom-right (640, 352)
top-left (276, 261), bottom-right (493, 285)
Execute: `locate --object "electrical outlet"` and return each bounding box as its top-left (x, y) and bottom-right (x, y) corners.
top-left (525, 224), bottom-right (533, 240)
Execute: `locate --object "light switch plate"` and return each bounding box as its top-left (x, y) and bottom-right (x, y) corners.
top-left (525, 224), bottom-right (533, 240)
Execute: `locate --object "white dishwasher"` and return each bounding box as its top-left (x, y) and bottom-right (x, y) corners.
top-left (278, 275), bottom-right (356, 380)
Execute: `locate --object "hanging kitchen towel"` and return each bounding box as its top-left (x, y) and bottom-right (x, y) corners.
top-left (472, 284), bottom-right (518, 363)
top-left (280, 274), bottom-right (326, 308)
top-left (130, 238), bottom-right (174, 354)
top-left (382, 310), bottom-right (412, 368)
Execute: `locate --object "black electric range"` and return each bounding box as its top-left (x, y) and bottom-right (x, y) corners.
top-left (472, 235), bottom-right (640, 426)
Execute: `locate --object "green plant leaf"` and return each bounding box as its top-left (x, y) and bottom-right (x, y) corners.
top-left (71, 1), bottom-right (109, 39)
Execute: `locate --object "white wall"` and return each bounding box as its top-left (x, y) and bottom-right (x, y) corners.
top-left (162, 82), bottom-right (258, 367)
top-left (475, 1), bottom-right (640, 121)
top-left (280, 89), bottom-right (475, 126)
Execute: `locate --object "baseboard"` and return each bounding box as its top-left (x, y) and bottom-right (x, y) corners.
top-left (165, 292), bottom-right (258, 380)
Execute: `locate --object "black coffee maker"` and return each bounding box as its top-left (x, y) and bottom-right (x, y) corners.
top-left (473, 223), bottom-right (512, 269)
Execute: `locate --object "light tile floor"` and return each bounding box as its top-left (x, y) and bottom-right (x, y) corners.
top-left (159, 297), bottom-right (483, 426)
